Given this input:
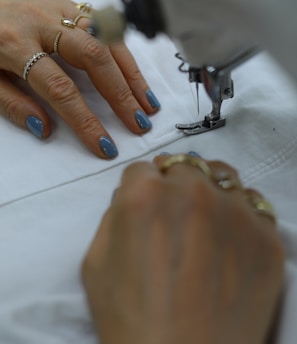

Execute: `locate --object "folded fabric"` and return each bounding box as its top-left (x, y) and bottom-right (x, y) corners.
top-left (1, 0), bottom-right (297, 342)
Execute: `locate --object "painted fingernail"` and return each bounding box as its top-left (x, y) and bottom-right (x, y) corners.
top-left (146, 89), bottom-right (161, 109)
top-left (99, 136), bottom-right (118, 159)
top-left (187, 151), bottom-right (202, 158)
top-left (135, 110), bottom-right (152, 130)
top-left (158, 152), bottom-right (171, 156)
top-left (26, 115), bottom-right (44, 138)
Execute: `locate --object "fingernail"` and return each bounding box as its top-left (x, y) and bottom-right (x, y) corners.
top-left (146, 89), bottom-right (161, 109)
top-left (26, 115), bottom-right (44, 138)
top-left (99, 136), bottom-right (118, 159)
top-left (135, 110), bottom-right (152, 130)
top-left (187, 151), bottom-right (202, 158)
top-left (158, 152), bottom-right (171, 156)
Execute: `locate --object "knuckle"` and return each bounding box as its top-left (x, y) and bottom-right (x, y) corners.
top-left (1, 97), bottom-right (19, 119)
top-left (22, 2), bottom-right (42, 17)
top-left (0, 28), bottom-right (19, 53)
top-left (185, 179), bottom-right (217, 209)
top-left (114, 84), bottom-right (133, 106)
top-left (46, 74), bottom-right (77, 104)
top-left (127, 66), bottom-right (143, 82)
top-left (122, 162), bottom-right (142, 177)
top-left (121, 176), bottom-right (164, 211)
top-left (0, 96), bottom-right (25, 125)
top-left (82, 38), bottom-right (111, 66)
top-left (75, 114), bottom-right (99, 135)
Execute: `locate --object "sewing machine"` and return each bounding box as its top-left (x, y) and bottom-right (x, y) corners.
top-left (91, 0), bottom-right (259, 135)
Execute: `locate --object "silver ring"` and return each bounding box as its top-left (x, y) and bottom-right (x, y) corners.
top-left (23, 52), bottom-right (49, 81)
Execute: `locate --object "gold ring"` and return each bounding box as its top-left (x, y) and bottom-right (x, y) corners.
top-left (159, 154), bottom-right (242, 192)
top-left (246, 194), bottom-right (276, 223)
top-left (212, 169), bottom-right (243, 191)
top-left (75, 2), bottom-right (93, 13)
top-left (61, 18), bottom-right (76, 29)
top-left (53, 31), bottom-right (62, 55)
top-left (73, 14), bottom-right (91, 25)
top-left (159, 154), bottom-right (211, 177)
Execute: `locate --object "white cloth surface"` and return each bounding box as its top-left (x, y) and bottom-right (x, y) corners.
top-left (1, 1), bottom-right (297, 342)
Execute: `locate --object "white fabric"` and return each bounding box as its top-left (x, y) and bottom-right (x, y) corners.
top-left (1, 1), bottom-right (297, 343)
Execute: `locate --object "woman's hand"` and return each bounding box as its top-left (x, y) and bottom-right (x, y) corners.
top-left (0, 0), bottom-right (160, 158)
top-left (82, 154), bottom-right (284, 344)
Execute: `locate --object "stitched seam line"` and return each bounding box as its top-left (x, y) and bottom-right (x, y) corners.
top-left (0, 139), bottom-right (182, 209)
top-left (242, 138), bottom-right (297, 184)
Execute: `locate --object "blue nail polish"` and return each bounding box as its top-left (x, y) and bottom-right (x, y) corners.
top-left (187, 151), bottom-right (202, 158)
top-left (146, 89), bottom-right (161, 109)
top-left (135, 110), bottom-right (152, 130)
top-left (158, 152), bottom-right (171, 156)
top-left (99, 136), bottom-right (118, 159)
top-left (26, 115), bottom-right (44, 138)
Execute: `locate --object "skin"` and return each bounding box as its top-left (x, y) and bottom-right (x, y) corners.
top-left (0, 0), bottom-right (160, 158)
top-left (82, 155), bottom-right (285, 344)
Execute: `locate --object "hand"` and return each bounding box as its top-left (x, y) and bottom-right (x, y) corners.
top-left (82, 154), bottom-right (284, 344)
top-left (0, 0), bottom-right (160, 159)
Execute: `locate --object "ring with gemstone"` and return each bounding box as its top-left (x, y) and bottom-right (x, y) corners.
top-left (23, 52), bottom-right (50, 81)
top-left (61, 18), bottom-right (76, 29)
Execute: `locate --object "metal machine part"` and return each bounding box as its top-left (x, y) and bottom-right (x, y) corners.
top-left (175, 70), bottom-right (230, 136)
top-left (174, 54), bottom-right (230, 135)
top-left (175, 47), bottom-right (258, 135)
top-left (121, 0), bottom-right (259, 135)
top-left (90, 0), bottom-right (259, 135)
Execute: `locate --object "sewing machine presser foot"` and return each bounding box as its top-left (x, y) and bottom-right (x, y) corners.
top-left (176, 116), bottom-right (226, 135)
top-left (174, 47), bottom-right (259, 136)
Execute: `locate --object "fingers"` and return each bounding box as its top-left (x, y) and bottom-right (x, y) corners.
top-left (0, 72), bottom-right (51, 138)
top-left (26, 54), bottom-right (118, 159)
top-left (154, 153), bottom-right (277, 225)
top-left (244, 188), bottom-right (277, 225)
top-left (155, 154), bottom-right (242, 192)
top-left (56, 29), bottom-right (159, 134)
top-left (109, 42), bottom-right (161, 114)
top-left (120, 161), bottom-right (161, 184)
top-left (0, 0), bottom-right (161, 158)
top-left (116, 161), bottom-right (163, 207)
top-left (207, 160), bottom-right (243, 193)
top-left (62, 5), bottom-right (161, 114)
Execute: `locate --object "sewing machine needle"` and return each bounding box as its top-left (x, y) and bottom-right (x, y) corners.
top-left (196, 81), bottom-right (199, 115)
